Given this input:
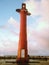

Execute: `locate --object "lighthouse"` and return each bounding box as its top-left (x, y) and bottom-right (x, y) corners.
top-left (16, 3), bottom-right (31, 62)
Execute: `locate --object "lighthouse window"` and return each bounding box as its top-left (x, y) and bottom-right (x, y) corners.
top-left (21, 49), bottom-right (25, 58)
top-left (22, 4), bottom-right (26, 9)
top-left (23, 5), bottom-right (25, 8)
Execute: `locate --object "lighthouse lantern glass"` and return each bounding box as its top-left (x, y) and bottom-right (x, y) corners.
top-left (22, 4), bottom-right (26, 9)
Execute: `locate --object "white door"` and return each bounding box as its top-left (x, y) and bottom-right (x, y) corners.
top-left (21, 49), bottom-right (25, 58)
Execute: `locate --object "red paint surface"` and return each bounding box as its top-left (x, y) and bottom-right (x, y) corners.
top-left (16, 3), bottom-right (31, 62)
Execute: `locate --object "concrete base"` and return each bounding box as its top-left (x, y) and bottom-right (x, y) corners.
top-left (17, 58), bottom-right (29, 63)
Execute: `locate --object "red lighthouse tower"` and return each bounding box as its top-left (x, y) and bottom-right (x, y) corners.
top-left (16, 3), bottom-right (31, 62)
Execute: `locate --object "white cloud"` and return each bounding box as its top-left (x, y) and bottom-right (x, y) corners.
top-left (25, 0), bottom-right (41, 16)
top-left (25, 0), bottom-right (49, 55)
top-left (0, 17), bottom-right (19, 55)
top-left (8, 17), bottom-right (19, 29)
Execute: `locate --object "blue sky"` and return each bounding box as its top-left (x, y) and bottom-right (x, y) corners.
top-left (0, 0), bottom-right (25, 25)
top-left (0, 0), bottom-right (49, 56)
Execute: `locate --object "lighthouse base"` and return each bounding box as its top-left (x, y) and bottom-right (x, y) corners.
top-left (17, 58), bottom-right (29, 63)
